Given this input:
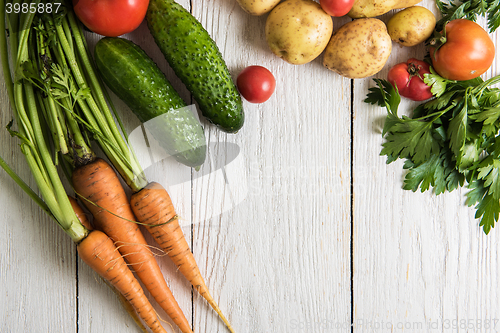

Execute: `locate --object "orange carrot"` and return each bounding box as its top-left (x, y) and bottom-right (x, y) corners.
top-left (130, 182), bottom-right (234, 333)
top-left (77, 230), bottom-right (167, 333)
top-left (72, 158), bottom-right (193, 333)
top-left (68, 196), bottom-right (93, 231)
top-left (70, 196), bottom-right (150, 333)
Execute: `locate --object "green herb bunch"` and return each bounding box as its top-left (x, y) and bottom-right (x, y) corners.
top-left (366, 72), bottom-right (500, 234)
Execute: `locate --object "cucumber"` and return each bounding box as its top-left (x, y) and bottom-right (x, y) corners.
top-left (147, 0), bottom-right (245, 133)
top-left (94, 37), bottom-right (206, 168)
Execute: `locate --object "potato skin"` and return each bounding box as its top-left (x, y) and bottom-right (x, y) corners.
top-left (323, 18), bottom-right (392, 79)
top-left (387, 6), bottom-right (436, 46)
top-left (348, 0), bottom-right (423, 18)
top-left (236, 0), bottom-right (281, 16)
top-left (265, 0), bottom-right (333, 65)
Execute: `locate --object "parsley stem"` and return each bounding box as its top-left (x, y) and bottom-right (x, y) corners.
top-left (473, 74), bottom-right (500, 95)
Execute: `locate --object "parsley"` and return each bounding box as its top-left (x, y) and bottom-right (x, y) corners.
top-left (435, 0), bottom-right (500, 33)
top-left (367, 74), bottom-right (500, 234)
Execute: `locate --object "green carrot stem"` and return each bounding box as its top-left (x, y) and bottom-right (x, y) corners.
top-left (54, 21), bottom-right (118, 148)
top-left (66, 10), bottom-right (130, 153)
top-left (22, 142), bottom-right (87, 243)
top-left (0, 153), bottom-right (52, 218)
top-left (60, 98), bottom-right (96, 166)
top-left (25, 83), bottom-right (60, 198)
top-left (74, 13), bottom-right (129, 144)
top-left (65, 11), bottom-right (146, 190)
top-left (52, 13), bottom-right (146, 190)
top-left (1, 10), bottom-right (14, 109)
top-left (14, 81), bottom-right (36, 147)
top-left (0, 3), bottom-right (88, 242)
top-left (37, 94), bottom-right (59, 152)
top-left (33, 28), bottom-right (69, 155)
top-left (5, 0), bottom-right (20, 65)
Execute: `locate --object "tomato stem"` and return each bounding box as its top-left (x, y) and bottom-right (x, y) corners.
top-left (429, 21), bottom-right (448, 60)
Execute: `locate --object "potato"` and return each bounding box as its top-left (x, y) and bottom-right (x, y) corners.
top-left (323, 18), bottom-right (392, 79)
top-left (348, 0), bottom-right (423, 18)
top-left (236, 0), bottom-right (280, 15)
top-left (265, 0), bottom-right (333, 65)
top-left (387, 6), bottom-right (436, 46)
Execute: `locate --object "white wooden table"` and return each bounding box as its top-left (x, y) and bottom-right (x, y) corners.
top-left (2, 1), bottom-right (500, 332)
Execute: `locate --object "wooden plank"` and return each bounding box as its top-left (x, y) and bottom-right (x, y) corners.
top-left (353, 2), bottom-right (500, 330)
top-left (191, 2), bottom-right (352, 332)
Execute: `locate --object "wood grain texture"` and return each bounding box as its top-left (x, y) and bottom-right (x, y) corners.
top-left (1, 0), bottom-right (500, 332)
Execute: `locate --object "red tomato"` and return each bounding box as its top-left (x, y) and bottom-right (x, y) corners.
top-left (320, 0), bottom-right (355, 17)
top-left (237, 66), bottom-right (276, 104)
top-left (387, 59), bottom-right (433, 101)
top-left (72, 0), bottom-right (149, 37)
top-left (429, 19), bottom-right (495, 81)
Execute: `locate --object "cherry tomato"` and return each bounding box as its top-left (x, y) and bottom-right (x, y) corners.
top-left (237, 66), bottom-right (276, 104)
top-left (72, 0), bottom-right (149, 37)
top-left (387, 59), bottom-right (433, 101)
top-left (320, 0), bottom-right (355, 17)
top-left (429, 19), bottom-right (495, 81)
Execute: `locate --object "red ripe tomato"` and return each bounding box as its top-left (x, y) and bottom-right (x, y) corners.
top-left (237, 66), bottom-right (276, 104)
top-left (72, 0), bottom-right (149, 37)
top-left (387, 59), bottom-right (433, 101)
top-left (429, 19), bottom-right (495, 81)
top-left (320, 0), bottom-right (355, 17)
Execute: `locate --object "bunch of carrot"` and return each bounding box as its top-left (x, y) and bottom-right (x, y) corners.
top-left (0, 1), bottom-right (234, 332)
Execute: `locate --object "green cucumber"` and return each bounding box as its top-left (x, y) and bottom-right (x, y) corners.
top-left (147, 0), bottom-right (245, 133)
top-left (94, 37), bottom-right (206, 168)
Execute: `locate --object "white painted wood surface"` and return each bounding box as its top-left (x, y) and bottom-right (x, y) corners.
top-left (1, 0), bottom-right (500, 332)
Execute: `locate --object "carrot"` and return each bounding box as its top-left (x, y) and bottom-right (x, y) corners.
top-left (68, 196), bottom-right (93, 231)
top-left (77, 229), bottom-right (167, 333)
top-left (69, 196), bottom-right (148, 333)
top-left (130, 182), bottom-right (235, 333)
top-left (72, 158), bottom-right (193, 333)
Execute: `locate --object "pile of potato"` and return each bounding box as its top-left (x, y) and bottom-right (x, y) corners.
top-left (236, 0), bottom-right (436, 79)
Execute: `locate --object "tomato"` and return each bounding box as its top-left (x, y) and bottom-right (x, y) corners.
top-left (72, 0), bottom-right (149, 37)
top-left (429, 19), bottom-right (495, 81)
top-left (320, 0), bottom-right (355, 17)
top-left (387, 59), bottom-right (433, 101)
top-left (237, 66), bottom-right (276, 104)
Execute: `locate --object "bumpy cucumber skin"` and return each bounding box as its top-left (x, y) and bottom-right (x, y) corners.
top-left (94, 37), bottom-right (206, 168)
top-left (147, 0), bottom-right (244, 133)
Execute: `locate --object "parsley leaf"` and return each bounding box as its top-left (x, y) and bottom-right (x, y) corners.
top-left (403, 149), bottom-right (464, 194)
top-left (467, 179), bottom-right (499, 234)
top-left (476, 157), bottom-right (500, 200)
top-left (447, 100), bottom-right (468, 166)
top-left (364, 79), bottom-right (400, 113)
top-left (486, 0), bottom-right (500, 32)
top-left (365, 71), bottom-right (500, 234)
top-left (423, 68), bottom-right (453, 98)
top-left (384, 119), bottom-right (442, 164)
top-left (435, 0), bottom-right (500, 33)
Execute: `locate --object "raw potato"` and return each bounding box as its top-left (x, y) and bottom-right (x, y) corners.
top-left (387, 6), bottom-right (436, 46)
top-left (236, 0), bottom-right (281, 15)
top-left (348, 0), bottom-right (422, 18)
top-left (265, 0), bottom-right (333, 65)
top-left (323, 18), bottom-right (392, 79)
